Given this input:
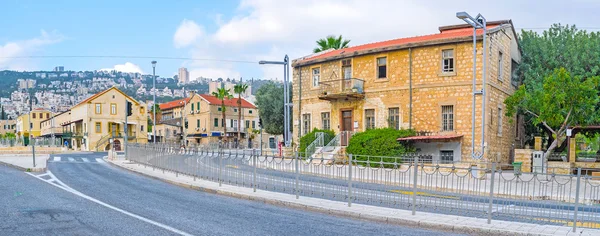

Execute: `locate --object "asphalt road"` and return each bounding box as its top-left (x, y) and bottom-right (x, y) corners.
top-left (0, 152), bottom-right (466, 236)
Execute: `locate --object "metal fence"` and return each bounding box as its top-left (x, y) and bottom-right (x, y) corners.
top-left (127, 144), bottom-right (600, 231)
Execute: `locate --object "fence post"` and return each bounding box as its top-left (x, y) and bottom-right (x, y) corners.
top-left (487, 162), bottom-right (496, 224)
top-left (295, 151), bottom-right (299, 199)
top-left (348, 154), bottom-right (353, 207)
top-left (573, 167), bottom-right (582, 232)
top-left (412, 155), bottom-right (419, 215)
top-left (219, 147), bottom-right (223, 187)
top-left (253, 149), bottom-right (257, 192)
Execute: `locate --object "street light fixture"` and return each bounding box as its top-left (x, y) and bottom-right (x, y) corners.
top-left (258, 55), bottom-right (291, 148)
top-left (456, 11), bottom-right (487, 160)
top-left (152, 61), bottom-right (157, 144)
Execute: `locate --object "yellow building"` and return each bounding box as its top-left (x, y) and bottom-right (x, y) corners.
top-left (16, 108), bottom-right (52, 138)
top-left (292, 20), bottom-right (522, 163)
top-left (0, 119), bottom-right (16, 135)
top-left (40, 110), bottom-right (71, 141)
top-left (60, 87), bottom-right (148, 151)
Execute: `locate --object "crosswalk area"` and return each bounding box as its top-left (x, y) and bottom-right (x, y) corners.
top-left (49, 156), bottom-right (106, 164)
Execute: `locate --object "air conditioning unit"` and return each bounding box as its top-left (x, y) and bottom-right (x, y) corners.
top-left (195, 128), bottom-right (200, 131)
top-left (189, 110), bottom-right (193, 114)
top-left (195, 110), bottom-right (200, 114)
top-left (202, 128), bottom-right (206, 132)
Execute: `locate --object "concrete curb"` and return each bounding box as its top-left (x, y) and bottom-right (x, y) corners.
top-left (106, 160), bottom-right (567, 236)
top-left (0, 160), bottom-right (46, 172)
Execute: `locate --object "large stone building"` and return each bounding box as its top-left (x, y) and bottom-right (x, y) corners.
top-left (292, 20), bottom-right (522, 163)
top-left (0, 119), bottom-right (15, 135)
top-left (44, 87), bottom-right (148, 151)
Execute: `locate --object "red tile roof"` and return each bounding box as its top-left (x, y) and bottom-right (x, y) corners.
top-left (397, 134), bottom-right (463, 142)
top-left (159, 98), bottom-right (190, 110)
top-left (298, 21), bottom-right (509, 65)
top-left (199, 94), bottom-right (256, 109)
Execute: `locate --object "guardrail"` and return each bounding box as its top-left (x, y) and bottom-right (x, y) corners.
top-left (128, 144), bottom-right (600, 231)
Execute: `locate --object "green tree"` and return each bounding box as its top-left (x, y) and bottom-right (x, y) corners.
top-left (234, 83), bottom-right (249, 145)
top-left (516, 24), bottom-right (600, 146)
top-left (255, 82), bottom-right (290, 135)
top-left (505, 68), bottom-right (600, 157)
top-left (212, 88), bottom-right (233, 142)
top-left (299, 128), bottom-right (335, 154)
top-left (313, 35), bottom-right (351, 53)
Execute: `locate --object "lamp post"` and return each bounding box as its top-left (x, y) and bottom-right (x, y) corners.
top-left (152, 61), bottom-right (157, 144)
top-left (259, 55), bottom-right (291, 148)
top-left (25, 82), bottom-right (36, 167)
top-left (456, 12), bottom-right (487, 159)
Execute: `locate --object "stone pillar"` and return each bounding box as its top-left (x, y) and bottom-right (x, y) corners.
top-left (514, 149), bottom-right (533, 173)
top-left (569, 137), bottom-right (576, 163)
top-left (534, 136), bottom-right (542, 151)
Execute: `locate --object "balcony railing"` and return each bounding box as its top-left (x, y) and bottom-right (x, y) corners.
top-left (318, 78), bottom-right (365, 101)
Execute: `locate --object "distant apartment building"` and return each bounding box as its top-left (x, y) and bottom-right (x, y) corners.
top-left (54, 66), bottom-right (65, 72)
top-left (292, 20), bottom-right (522, 163)
top-left (178, 67), bottom-right (189, 84)
top-left (18, 79), bottom-right (36, 89)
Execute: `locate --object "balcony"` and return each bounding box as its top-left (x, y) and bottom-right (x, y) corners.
top-left (318, 78), bottom-right (365, 101)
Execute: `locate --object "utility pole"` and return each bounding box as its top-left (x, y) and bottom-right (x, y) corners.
top-left (125, 102), bottom-right (128, 158)
top-left (26, 82), bottom-right (36, 167)
top-left (182, 88), bottom-right (187, 147)
top-left (152, 61), bottom-right (157, 144)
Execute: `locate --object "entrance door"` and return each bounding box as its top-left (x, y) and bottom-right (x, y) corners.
top-left (341, 110), bottom-right (353, 146)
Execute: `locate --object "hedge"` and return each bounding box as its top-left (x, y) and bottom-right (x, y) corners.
top-left (346, 128), bottom-right (415, 167)
top-left (299, 128), bottom-right (335, 154)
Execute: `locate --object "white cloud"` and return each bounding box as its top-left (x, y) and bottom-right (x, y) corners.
top-left (173, 19), bottom-right (205, 48)
top-left (0, 30), bottom-right (65, 70)
top-left (100, 62), bottom-right (144, 74)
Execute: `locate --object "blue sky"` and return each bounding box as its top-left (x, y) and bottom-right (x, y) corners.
top-left (1, 0), bottom-right (599, 80)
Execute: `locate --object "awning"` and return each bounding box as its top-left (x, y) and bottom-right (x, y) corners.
top-left (61, 119), bottom-right (83, 126)
top-left (187, 133), bottom-right (208, 138)
top-left (397, 134), bottom-right (463, 142)
top-left (120, 121), bottom-right (137, 125)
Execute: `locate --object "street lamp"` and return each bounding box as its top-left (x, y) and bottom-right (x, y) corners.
top-left (152, 61), bottom-right (157, 144)
top-left (456, 11), bottom-right (487, 160)
top-left (258, 55), bottom-right (291, 148)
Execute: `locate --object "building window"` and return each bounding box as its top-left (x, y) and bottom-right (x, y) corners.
top-left (32, 113), bottom-right (36, 119)
top-left (441, 105), bottom-right (454, 131)
top-left (249, 110), bottom-right (253, 114)
top-left (214, 118), bottom-right (219, 127)
top-left (365, 109), bottom-right (375, 129)
top-left (218, 107), bottom-right (222, 111)
top-left (95, 122), bottom-right (101, 133)
top-left (46, 113), bottom-right (49, 119)
top-left (440, 150), bottom-right (454, 164)
top-left (140, 107), bottom-right (145, 114)
top-left (234, 108), bottom-right (238, 112)
top-left (246, 120), bottom-right (250, 129)
top-left (30, 123), bottom-right (32, 129)
top-left (312, 68), bottom-right (320, 87)
top-left (111, 103), bottom-right (117, 115)
top-left (196, 119), bottom-right (200, 128)
top-left (321, 112), bottom-right (330, 130)
top-left (191, 103), bottom-right (194, 111)
top-left (141, 125), bottom-right (144, 132)
top-left (221, 119), bottom-right (225, 127)
top-left (498, 51), bottom-right (503, 81)
top-left (388, 108), bottom-right (399, 130)
top-left (302, 114), bottom-right (311, 135)
top-left (95, 103), bottom-right (102, 114)
top-left (173, 130), bottom-right (176, 136)
top-left (497, 107), bottom-right (503, 136)
top-left (197, 102), bottom-right (200, 111)
top-left (442, 49), bottom-right (455, 73)
top-left (377, 57), bottom-right (387, 79)
top-left (252, 120), bottom-right (256, 129)
top-left (342, 59), bottom-right (352, 79)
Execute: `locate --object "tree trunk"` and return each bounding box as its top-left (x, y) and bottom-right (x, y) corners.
top-left (238, 95), bottom-right (241, 148)
top-left (222, 101), bottom-right (226, 147)
top-left (544, 135), bottom-right (561, 158)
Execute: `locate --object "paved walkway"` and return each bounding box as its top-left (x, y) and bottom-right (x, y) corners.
top-left (108, 158), bottom-right (600, 236)
top-left (0, 154), bottom-right (49, 172)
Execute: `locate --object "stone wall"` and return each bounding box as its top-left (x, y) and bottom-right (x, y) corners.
top-left (513, 149), bottom-right (533, 173)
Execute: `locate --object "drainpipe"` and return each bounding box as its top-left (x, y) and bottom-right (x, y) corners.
top-left (409, 48), bottom-right (413, 130)
top-left (297, 66), bottom-right (302, 145)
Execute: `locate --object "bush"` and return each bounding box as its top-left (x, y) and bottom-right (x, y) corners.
top-left (346, 128), bottom-right (415, 167)
top-left (299, 128), bottom-right (335, 154)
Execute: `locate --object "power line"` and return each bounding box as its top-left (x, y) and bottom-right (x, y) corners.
top-left (0, 55), bottom-right (258, 64)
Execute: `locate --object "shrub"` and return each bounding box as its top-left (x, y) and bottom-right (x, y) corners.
top-left (346, 128), bottom-right (416, 167)
top-left (299, 128), bottom-right (335, 154)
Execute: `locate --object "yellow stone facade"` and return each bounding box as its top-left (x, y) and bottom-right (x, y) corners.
top-left (292, 23), bottom-right (522, 164)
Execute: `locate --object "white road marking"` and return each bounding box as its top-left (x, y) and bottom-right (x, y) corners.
top-left (53, 156), bottom-right (61, 162)
top-left (68, 157), bottom-right (75, 162)
top-left (27, 171), bottom-right (193, 236)
top-left (96, 158), bottom-right (106, 164)
top-left (82, 158), bottom-right (90, 163)
top-left (491, 204), bottom-right (515, 213)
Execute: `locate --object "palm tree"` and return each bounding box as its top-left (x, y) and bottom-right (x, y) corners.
top-left (212, 88), bottom-right (233, 147)
top-left (234, 83), bottom-right (249, 147)
top-left (313, 35), bottom-right (351, 53)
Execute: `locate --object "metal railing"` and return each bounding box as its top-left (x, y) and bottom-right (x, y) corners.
top-left (305, 132), bottom-right (327, 158)
top-left (319, 78), bottom-right (365, 97)
top-left (325, 131), bottom-right (354, 147)
top-left (128, 144), bottom-right (600, 231)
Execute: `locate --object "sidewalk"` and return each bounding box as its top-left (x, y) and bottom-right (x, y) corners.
top-left (107, 158), bottom-right (600, 236)
top-left (0, 154), bottom-right (49, 172)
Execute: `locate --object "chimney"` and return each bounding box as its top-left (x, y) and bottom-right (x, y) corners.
top-left (188, 90), bottom-right (195, 98)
